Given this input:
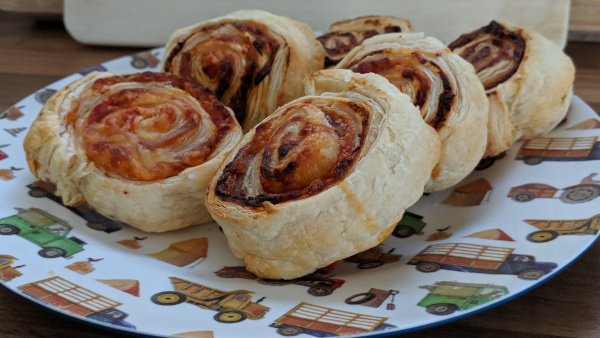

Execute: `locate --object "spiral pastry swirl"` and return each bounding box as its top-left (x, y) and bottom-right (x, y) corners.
top-left (24, 71), bottom-right (243, 232)
top-left (336, 33), bottom-right (489, 192)
top-left (449, 21), bottom-right (575, 157)
top-left (206, 69), bottom-right (440, 279)
top-left (163, 10), bottom-right (326, 132)
top-left (317, 15), bottom-right (413, 68)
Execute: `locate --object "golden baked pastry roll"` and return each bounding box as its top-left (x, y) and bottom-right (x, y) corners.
top-left (23, 71), bottom-right (242, 232)
top-left (335, 33), bottom-right (489, 192)
top-left (206, 69), bottom-right (440, 279)
top-left (162, 9), bottom-right (326, 132)
top-left (449, 21), bottom-right (575, 158)
top-left (317, 15), bottom-right (413, 68)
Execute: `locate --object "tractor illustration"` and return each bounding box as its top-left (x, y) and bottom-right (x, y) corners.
top-left (392, 211), bottom-right (426, 238)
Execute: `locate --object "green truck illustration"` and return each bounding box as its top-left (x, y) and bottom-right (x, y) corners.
top-left (392, 211), bottom-right (427, 238)
top-left (0, 208), bottom-right (86, 258)
top-left (418, 281), bottom-right (508, 316)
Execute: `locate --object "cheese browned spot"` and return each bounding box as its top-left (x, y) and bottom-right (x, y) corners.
top-left (71, 72), bottom-right (236, 181)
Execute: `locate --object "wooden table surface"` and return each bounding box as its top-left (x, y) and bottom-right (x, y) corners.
top-left (1, 10), bottom-right (600, 338)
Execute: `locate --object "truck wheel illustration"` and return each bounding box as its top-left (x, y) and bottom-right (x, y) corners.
top-left (0, 224), bottom-right (19, 235)
top-left (517, 269), bottom-right (545, 280)
top-left (258, 279), bottom-right (295, 286)
top-left (131, 58), bottom-right (148, 69)
top-left (524, 156), bottom-right (544, 165)
top-left (38, 247), bottom-right (65, 258)
top-left (426, 303), bottom-right (458, 316)
top-left (277, 325), bottom-right (304, 336)
top-left (416, 262), bottom-right (441, 273)
top-left (28, 188), bottom-right (48, 198)
top-left (475, 157), bottom-right (495, 170)
top-left (345, 292), bottom-right (376, 304)
top-left (559, 186), bottom-right (600, 203)
top-left (216, 272), bottom-right (237, 278)
top-left (512, 192), bottom-right (536, 202)
top-left (527, 230), bottom-right (559, 243)
top-left (357, 260), bottom-right (384, 269)
top-left (214, 310), bottom-right (247, 323)
top-left (307, 285), bottom-right (333, 297)
top-left (151, 291), bottom-right (186, 305)
top-left (393, 225), bottom-right (415, 238)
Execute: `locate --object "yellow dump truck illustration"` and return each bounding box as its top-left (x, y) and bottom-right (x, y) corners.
top-left (269, 302), bottom-right (396, 336)
top-left (524, 213), bottom-right (600, 243)
top-left (151, 276), bottom-right (269, 323)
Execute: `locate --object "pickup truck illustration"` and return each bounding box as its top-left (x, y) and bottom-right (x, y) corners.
top-left (27, 181), bottom-right (122, 233)
top-left (418, 281), bottom-right (508, 316)
top-left (214, 266), bottom-right (345, 297)
top-left (18, 276), bottom-right (135, 329)
top-left (508, 173), bottom-right (600, 204)
top-left (408, 243), bottom-right (557, 280)
top-left (130, 51), bottom-right (161, 69)
top-left (0, 208), bottom-right (86, 258)
top-left (392, 211), bottom-right (426, 238)
top-left (345, 245), bottom-right (401, 269)
top-left (523, 213), bottom-right (600, 243)
top-left (269, 302), bottom-right (396, 336)
top-left (151, 276), bottom-right (269, 323)
top-left (516, 136), bottom-right (600, 165)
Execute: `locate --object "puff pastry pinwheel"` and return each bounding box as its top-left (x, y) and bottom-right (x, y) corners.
top-left (449, 21), bottom-right (575, 158)
top-left (206, 69), bottom-right (440, 279)
top-left (317, 15), bottom-right (413, 68)
top-left (335, 33), bottom-right (489, 192)
top-left (162, 9), bottom-right (326, 132)
top-left (23, 71), bottom-right (243, 232)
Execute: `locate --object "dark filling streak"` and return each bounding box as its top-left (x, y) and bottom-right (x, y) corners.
top-left (448, 20), bottom-right (526, 90)
top-left (214, 102), bottom-right (370, 208)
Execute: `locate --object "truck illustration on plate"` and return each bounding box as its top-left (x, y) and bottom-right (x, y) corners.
top-left (516, 136), bottom-right (600, 165)
top-left (408, 243), bottom-right (557, 280)
top-left (151, 276), bottom-right (269, 323)
top-left (0, 208), bottom-right (86, 258)
top-left (28, 180), bottom-right (123, 233)
top-left (130, 51), bottom-right (161, 69)
top-left (508, 173), bottom-right (600, 204)
top-left (344, 245), bottom-right (401, 269)
top-left (523, 213), bottom-right (600, 243)
top-left (214, 266), bottom-right (345, 297)
top-left (18, 276), bottom-right (135, 329)
top-left (269, 302), bottom-right (397, 336)
top-left (392, 211), bottom-right (426, 238)
top-left (418, 281), bottom-right (508, 316)
top-left (0, 254), bottom-right (22, 282)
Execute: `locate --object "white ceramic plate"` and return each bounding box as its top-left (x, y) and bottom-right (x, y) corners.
top-left (1, 48), bottom-right (599, 338)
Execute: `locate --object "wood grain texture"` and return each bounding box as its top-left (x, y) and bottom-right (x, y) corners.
top-left (0, 10), bottom-right (599, 338)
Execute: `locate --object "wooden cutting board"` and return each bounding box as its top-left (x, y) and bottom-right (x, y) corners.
top-left (63, 0), bottom-right (570, 48)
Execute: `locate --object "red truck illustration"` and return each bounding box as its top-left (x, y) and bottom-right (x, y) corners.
top-left (214, 266), bottom-right (344, 297)
top-left (18, 276), bottom-right (135, 329)
top-left (516, 136), bottom-right (600, 165)
top-left (508, 173), bottom-right (600, 204)
top-left (269, 302), bottom-right (397, 336)
top-left (523, 213), bottom-right (600, 243)
top-left (130, 51), bottom-right (161, 69)
top-left (408, 243), bottom-right (557, 280)
top-left (151, 276), bottom-right (269, 323)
